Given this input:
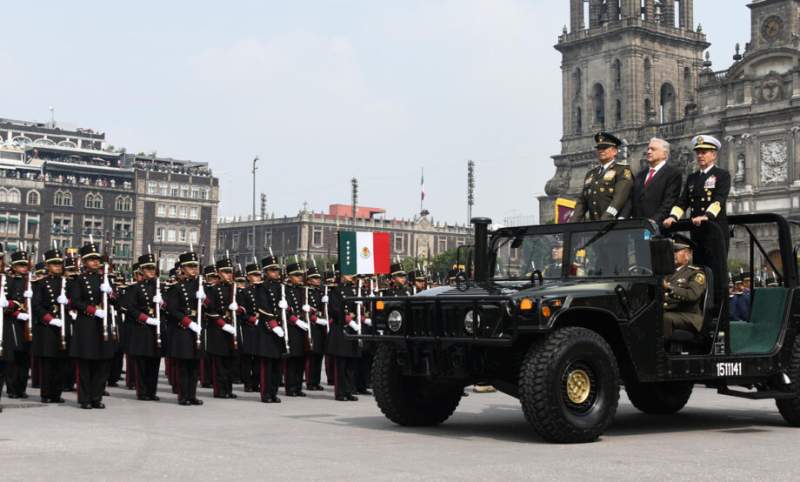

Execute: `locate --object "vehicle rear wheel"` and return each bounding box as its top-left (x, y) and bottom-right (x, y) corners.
top-left (776, 336), bottom-right (800, 426)
top-left (624, 379), bottom-right (693, 415)
top-left (519, 327), bottom-right (620, 443)
top-left (372, 344), bottom-right (462, 426)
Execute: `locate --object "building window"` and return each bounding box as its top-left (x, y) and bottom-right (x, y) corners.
top-left (190, 207), bottom-right (199, 219)
top-left (147, 181), bottom-right (158, 195)
top-left (180, 185), bottom-right (190, 198)
top-left (232, 233), bottom-right (240, 250)
top-left (113, 241), bottom-right (132, 258)
top-left (113, 219), bottom-right (133, 240)
top-left (156, 204), bottom-right (166, 217)
top-left (168, 205), bottom-right (177, 217)
top-left (170, 184), bottom-right (180, 197)
top-left (393, 234), bottom-right (404, 253)
top-left (200, 188), bottom-right (209, 200)
top-left (575, 106), bottom-right (582, 133)
top-left (179, 206), bottom-right (188, 218)
top-left (85, 192), bottom-right (103, 209)
top-left (54, 190), bottom-right (73, 207)
top-left (82, 216), bottom-right (103, 237)
top-left (660, 83), bottom-right (676, 123)
top-left (189, 229), bottom-right (199, 244)
top-left (178, 228), bottom-right (187, 243)
top-left (246, 231), bottom-right (254, 248)
top-left (612, 59), bottom-right (621, 89)
top-left (644, 57), bottom-right (653, 92)
top-left (593, 83), bottom-right (605, 127)
top-left (312, 226), bottom-right (324, 247)
top-left (155, 227), bottom-right (165, 242)
top-left (26, 190), bottom-right (40, 205)
top-left (1, 188), bottom-right (21, 204)
top-left (52, 214), bottom-right (74, 236)
top-left (26, 215), bottom-right (39, 238)
top-left (263, 230), bottom-right (272, 249)
top-left (115, 195), bottom-right (132, 211)
top-left (438, 237), bottom-right (447, 253)
top-left (615, 99), bottom-right (622, 124)
top-left (2, 214), bottom-right (19, 236)
top-left (167, 229), bottom-right (176, 242)
top-left (573, 68), bottom-right (582, 97)
top-left (158, 182), bottom-right (168, 196)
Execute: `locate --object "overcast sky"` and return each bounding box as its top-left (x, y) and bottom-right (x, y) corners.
top-left (0, 0), bottom-right (749, 224)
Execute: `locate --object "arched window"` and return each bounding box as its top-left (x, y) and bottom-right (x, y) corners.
top-left (58, 140), bottom-right (77, 148)
top-left (644, 58), bottom-right (653, 93)
top-left (660, 83), bottom-right (676, 123)
top-left (645, 98), bottom-right (653, 122)
top-left (574, 68), bottom-right (582, 97)
top-left (11, 136), bottom-right (32, 147)
top-left (115, 195), bottom-right (132, 211)
top-left (593, 83), bottom-right (606, 127)
top-left (7, 188), bottom-right (21, 204)
top-left (615, 99), bottom-right (622, 124)
top-left (576, 106), bottom-right (583, 133)
top-left (0, 188), bottom-right (7, 203)
top-left (85, 192), bottom-right (103, 209)
top-left (54, 190), bottom-right (73, 207)
top-left (26, 190), bottom-right (40, 205)
top-left (613, 59), bottom-right (622, 89)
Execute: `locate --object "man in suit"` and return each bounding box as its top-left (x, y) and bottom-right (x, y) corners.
top-left (630, 137), bottom-right (682, 226)
top-left (663, 134), bottom-right (731, 308)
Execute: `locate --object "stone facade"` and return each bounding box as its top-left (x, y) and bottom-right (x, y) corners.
top-left (542, 0), bottom-right (800, 263)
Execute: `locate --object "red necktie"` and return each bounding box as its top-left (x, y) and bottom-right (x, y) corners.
top-left (644, 168), bottom-right (655, 187)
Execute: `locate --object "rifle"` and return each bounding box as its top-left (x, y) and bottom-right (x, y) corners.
top-left (25, 268), bottom-right (33, 342)
top-left (323, 284), bottom-right (330, 334)
top-left (59, 273), bottom-right (67, 350)
top-left (102, 263), bottom-right (111, 341)
top-left (355, 279), bottom-right (363, 348)
top-left (230, 277), bottom-right (238, 350)
top-left (304, 286), bottom-right (313, 351)
top-left (279, 283), bottom-right (290, 353)
top-left (197, 273), bottom-right (205, 350)
top-left (155, 261), bottom-right (162, 350)
top-left (0, 274), bottom-right (5, 356)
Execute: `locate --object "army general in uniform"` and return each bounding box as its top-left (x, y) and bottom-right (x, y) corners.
top-left (571, 132), bottom-right (634, 222)
top-left (663, 235), bottom-right (707, 338)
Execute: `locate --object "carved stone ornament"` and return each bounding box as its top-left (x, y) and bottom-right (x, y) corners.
top-left (735, 153), bottom-right (746, 183)
top-left (760, 141), bottom-right (788, 185)
top-left (761, 78), bottom-right (782, 102)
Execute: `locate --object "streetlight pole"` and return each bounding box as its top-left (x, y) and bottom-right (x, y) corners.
top-left (252, 156), bottom-right (259, 259)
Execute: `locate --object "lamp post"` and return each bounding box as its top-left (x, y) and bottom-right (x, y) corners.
top-left (252, 156), bottom-right (259, 259)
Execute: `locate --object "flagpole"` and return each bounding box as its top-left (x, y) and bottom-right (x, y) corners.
top-left (420, 167), bottom-right (424, 214)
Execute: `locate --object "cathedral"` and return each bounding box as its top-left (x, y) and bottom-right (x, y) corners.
top-left (541, 0), bottom-right (800, 260)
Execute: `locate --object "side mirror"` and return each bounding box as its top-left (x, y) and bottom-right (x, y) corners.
top-left (650, 237), bottom-right (675, 277)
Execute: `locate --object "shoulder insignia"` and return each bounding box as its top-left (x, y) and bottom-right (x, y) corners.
top-left (694, 272), bottom-right (706, 285)
top-left (623, 169), bottom-right (632, 180)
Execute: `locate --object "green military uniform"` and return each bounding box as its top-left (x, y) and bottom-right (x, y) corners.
top-left (663, 264), bottom-right (706, 337)
top-left (571, 132), bottom-right (634, 222)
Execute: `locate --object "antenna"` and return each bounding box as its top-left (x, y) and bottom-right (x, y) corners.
top-left (467, 160), bottom-right (475, 224)
top-left (351, 177), bottom-right (359, 221)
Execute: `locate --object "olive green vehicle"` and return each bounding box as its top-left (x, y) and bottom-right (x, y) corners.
top-left (347, 213), bottom-right (800, 443)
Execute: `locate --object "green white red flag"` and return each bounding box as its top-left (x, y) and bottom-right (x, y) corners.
top-left (339, 231), bottom-right (390, 275)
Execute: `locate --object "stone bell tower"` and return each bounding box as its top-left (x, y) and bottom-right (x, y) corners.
top-left (540, 0), bottom-right (709, 222)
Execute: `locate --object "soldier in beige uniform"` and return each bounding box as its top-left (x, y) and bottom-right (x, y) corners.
top-left (571, 132), bottom-right (634, 222)
top-left (663, 235), bottom-right (707, 337)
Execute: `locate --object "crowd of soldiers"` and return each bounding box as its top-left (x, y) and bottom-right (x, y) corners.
top-left (0, 240), bottom-right (433, 410)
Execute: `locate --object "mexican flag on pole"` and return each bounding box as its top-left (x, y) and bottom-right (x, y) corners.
top-left (339, 231), bottom-right (391, 275)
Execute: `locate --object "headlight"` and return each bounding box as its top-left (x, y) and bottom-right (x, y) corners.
top-left (464, 310), bottom-right (479, 334)
top-left (387, 310), bottom-right (403, 333)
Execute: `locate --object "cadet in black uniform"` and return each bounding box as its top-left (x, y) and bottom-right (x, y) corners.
top-left (125, 254), bottom-right (162, 401)
top-left (68, 243), bottom-right (116, 409)
top-left (384, 264), bottom-right (411, 297)
top-left (257, 255), bottom-right (287, 403)
top-left (0, 243), bottom-right (6, 410)
top-left (304, 266), bottom-right (328, 391)
top-left (664, 135), bottom-right (731, 308)
top-left (355, 275), bottom-right (375, 396)
top-left (283, 262), bottom-right (310, 397)
top-left (62, 254), bottom-right (80, 393)
top-left (4, 250), bottom-right (33, 399)
top-left (31, 249), bottom-right (69, 403)
top-left (327, 273), bottom-right (362, 401)
top-left (203, 257), bottom-right (239, 399)
top-left (199, 264), bottom-right (219, 389)
top-left (164, 251), bottom-right (204, 406)
top-left (571, 132), bottom-right (634, 221)
top-left (323, 269), bottom-right (337, 385)
top-left (237, 262), bottom-right (262, 393)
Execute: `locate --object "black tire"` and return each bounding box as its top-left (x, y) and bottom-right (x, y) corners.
top-left (519, 327), bottom-right (620, 443)
top-left (776, 336), bottom-right (800, 426)
top-left (372, 344), bottom-right (462, 426)
top-left (624, 380), bottom-right (693, 415)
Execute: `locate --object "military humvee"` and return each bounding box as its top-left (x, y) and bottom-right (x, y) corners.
top-left (348, 213), bottom-right (800, 443)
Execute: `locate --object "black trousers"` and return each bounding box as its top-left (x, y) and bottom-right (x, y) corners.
top-left (285, 356), bottom-right (305, 394)
top-left (64, 361), bottom-right (75, 390)
top-left (200, 353), bottom-right (213, 387)
top-left (175, 359), bottom-right (199, 402)
top-left (31, 355), bottom-right (40, 388)
top-left (7, 350), bottom-right (31, 396)
top-left (39, 357), bottom-right (67, 400)
top-left (125, 354), bottom-right (136, 389)
top-left (325, 355), bottom-right (335, 385)
top-left (76, 359), bottom-right (111, 404)
top-left (240, 354), bottom-right (260, 389)
top-left (134, 356), bottom-right (160, 399)
top-left (210, 355), bottom-right (234, 397)
top-left (108, 347), bottom-right (124, 384)
top-left (258, 358), bottom-right (281, 401)
top-left (306, 353), bottom-right (323, 388)
top-left (356, 352), bottom-right (373, 392)
top-left (334, 356), bottom-right (357, 398)
top-left (0, 360), bottom-right (5, 402)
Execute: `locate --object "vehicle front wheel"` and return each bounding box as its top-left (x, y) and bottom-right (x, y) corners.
top-left (519, 327), bottom-right (620, 443)
top-left (776, 336), bottom-right (800, 426)
top-left (624, 379), bottom-right (693, 415)
top-left (372, 344), bottom-right (463, 427)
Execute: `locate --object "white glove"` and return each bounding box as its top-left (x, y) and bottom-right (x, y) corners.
top-left (302, 304), bottom-right (311, 313)
top-left (222, 324), bottom-right (236, 335)
top-left (69, 310), bottom-right (78, 320)
top-left (146, 317), bottom-right (160, 326)
top-left (321, 295), bottom-right (329, 303)
top-left (273, 326), bottom-right (285, 338)
top-left (24, 289), bottom-right (34, 299)
top-left (364, 318), bottom-right (373, 327)
top-left (153, 293), bottom-right (163, 305)
top-left (348, 320), bottom-right (359, 332)
top-left (315, 317), bottom-right (328, 327)
top-left (196, 290), bottom-right (206, 301)
top-left (100, 283), bottom-right (113, 294)
top-left (57, 294), bottom-right (69, 305)
top-left (94, 309), bottom-right (107, 319)
top-left (296, 320), bottom-right (309, 331)
top-left (228, 302), bottom-right (239, 312)
top-left (0, 296), bottom-right (8, 308)
top-left (16, 313), bottom-right (30, 321)
top-left (188, 321), bottom-right (201, 334)
top-left (278, 299), bottom-right (288, 310)
top-left (50, 318), bottom-right (64, 328)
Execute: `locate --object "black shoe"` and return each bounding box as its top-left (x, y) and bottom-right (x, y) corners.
top-left (346, 395), bottom-right (359, 401)
top-left (261, 398), bottom-right (272, 403)
top-left (285, 391), bottom-right (297, 397)
top-left (63, 387), bottom-right (75, 392)
top-left (244, 386), bottom-right (255, 393)
top-left (150, 396), bottom-right (160, 402)
top-left (227, 393), bottom-right (237, 399)
top-left (107, 382), bottom-right (119, 388)
top-left (41, 397), bottom-right (51, 404)
top-left (91, 401), bottom-right (105, 409)
top-left (19, 392), bottom-right (28, 399)
top-left (295, 391), bottom-right (307, 397)
top-left (7, 393), bottom-right (19, 399)
top-left (335, 395), bottom-right (348, 401)
top-left (201, 383), bottom-right (212, 388)
top-left (137, 395), bottom-right (148, 401)
top-left (270, 396), bottom-right (281, 403)
top-left (53, 398), bottom-right (65, 404)
top-left (190, 398), bottom-right (204, 405)
top-left (213, 394), bottom-right (227, 399)
top-left (179, 399), bottom-right (191, 406)
top-left (356, 390), bottom-right (372, 396)
top-left (102, 391), bottom-right (110, 396)
top-left (80, 403), bottom-right (92, 409)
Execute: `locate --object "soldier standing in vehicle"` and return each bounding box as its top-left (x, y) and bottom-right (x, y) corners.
top-left (570, 132), bottom-right (634, 222)
top-left (663, 134), bottom-right (730, 308)
top-left (663, 235), bottom-right (707, 337)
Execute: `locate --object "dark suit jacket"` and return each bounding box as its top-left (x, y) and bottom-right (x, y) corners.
top-left (629, 162), bottom-right (682, 225)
